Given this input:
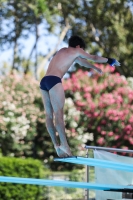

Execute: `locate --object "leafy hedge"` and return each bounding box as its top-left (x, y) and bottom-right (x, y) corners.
top-left (0, 157), bottom-right (92, 200)
top-left (0, 157), bottom-right (49, 200)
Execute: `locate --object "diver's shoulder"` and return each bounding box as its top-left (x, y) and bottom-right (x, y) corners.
top-left (57, 47), bottom-right (78, 55)
top-left (58, 47), bottom-right (67, 51)
top-left (59, 47), bottom-right (76, 52)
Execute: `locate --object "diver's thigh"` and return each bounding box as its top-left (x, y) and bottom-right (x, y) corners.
top-left (49, 83), bottom-right (65, 112)
top-left (40, 89), bottom-right (53, 116)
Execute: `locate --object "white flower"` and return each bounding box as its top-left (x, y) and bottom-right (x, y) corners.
top-left (77, 127), bottom-right (84, 134)
top-left (11, 125), bottom-right (20, 132)
top-left (70, 121), bottom-right (78, 128)
top-left (77, 132), bottom-right (94, 143)
top-left (17, 116), bottom-right (30, 125)
top-left (8, 112), bottom-right (14, 116)
top-left (2, 101), bottom-right (7, 106)
top-left (83, 133), bottom-right (94, 142)
top-left (2, 131), bottom-right (5, 135)
top-left (121, 75), bottom-right (126, 80)
top-left (75, 92), bottom-right (81, 100)
top-left (65, 98), bottom-right (74, 106)
top-left (2, 101), bottom-right (16, 110)
top-left (3, 117), bottom-right (10, 122)
top-left (127, 77), bottom-right (133, 89)
top-left (22, 125), bottom-right (30, 130)
top-left (77, 135), bottom-right (82, 140)
top-left (10, 115), bottom-right (30, 142)
top-left (8, 103), bottom-right (16, 110)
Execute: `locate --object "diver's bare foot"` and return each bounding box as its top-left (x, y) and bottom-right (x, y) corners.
top-left (60, 145), bottom-right (73, 157)
top-left (55, 146), bottom-right (68, 157)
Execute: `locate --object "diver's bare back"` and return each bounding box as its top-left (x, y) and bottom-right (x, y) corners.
top-left (46, 47), bottom-right (78, 78)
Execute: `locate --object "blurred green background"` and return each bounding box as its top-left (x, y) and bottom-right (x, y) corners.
top-left (0, 0), bottom-right (133, 199)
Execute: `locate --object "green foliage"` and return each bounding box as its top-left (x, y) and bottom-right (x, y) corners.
top-left (0, 156), bottom-right (92, 200)
top-left (0, 0), bottom-right (52, 48)
top-left (46, 168), bottom-right (95, 199)
top-left (33, 0), bottom-right (47, 16)
top-left (0, 0), bottom-right (54, 72)
top-left (1, 0), bottom-right (133, 77)
top-left (0, 157), bottom-right (48, 200)
top-left (48, 0), bottom-right (133, 77)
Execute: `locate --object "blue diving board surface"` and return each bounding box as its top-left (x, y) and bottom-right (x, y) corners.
top-left (0, 176), bottom-right (133, 192)
top-left (54, 156), bottom-right (133, 172)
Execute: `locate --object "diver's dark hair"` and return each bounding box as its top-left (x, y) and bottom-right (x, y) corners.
top-left (68, 35), bottom-right (86, 49)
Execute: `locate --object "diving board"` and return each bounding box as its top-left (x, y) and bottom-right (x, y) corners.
top-left (54, 156), bottom-right (133, 172)
top-left (0, 176), bottom-right (133, 192)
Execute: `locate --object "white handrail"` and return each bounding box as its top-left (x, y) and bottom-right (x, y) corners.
top-left (85, 145), bottom-right (133, 153)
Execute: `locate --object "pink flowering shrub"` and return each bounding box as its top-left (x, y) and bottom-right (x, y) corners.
top-left (63, 64), bottom-right (133, 150)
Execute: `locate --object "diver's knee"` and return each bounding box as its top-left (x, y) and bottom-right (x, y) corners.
top-left (54, 109), bottom-right (63, 117)
top-left (45, 112), bottom-right (53, 121)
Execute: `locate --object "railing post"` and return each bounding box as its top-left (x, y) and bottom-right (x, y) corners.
top-left (85, 149), bottom-right (89, 200)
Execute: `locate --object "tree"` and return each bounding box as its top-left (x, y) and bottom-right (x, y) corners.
top-left (1, 0), bottom-right (71, 79)
top-left (47, 0), bottom-right (133, 77)
top-left (0, 0), bottom-right (52, 75)
top-left (36, 20), bottom-right (71, 80)
top-left (2, 0), bottom-right (133, 78)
